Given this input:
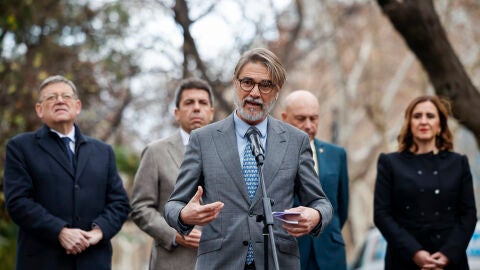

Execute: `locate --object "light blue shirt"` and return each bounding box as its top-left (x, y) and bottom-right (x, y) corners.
top-left (51, 128), bottom-right (75, 153)
top-left (233, 111), bottom-right (267, 167)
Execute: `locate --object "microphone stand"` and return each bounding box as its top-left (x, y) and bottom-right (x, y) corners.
top-left (255, 155), bottom-right (280, 270)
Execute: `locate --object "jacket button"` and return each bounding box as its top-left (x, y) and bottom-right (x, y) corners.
top-left (420, 212), bottom-right (425, 216)
top-left (248, 210), bottom-right (254, 217)
top-left (434, 189), bottom-right (440, 194)
top-left (405, 205), bottom-right (410, 210)
top-left (243, 241), bottom-right (249, 246)
top-left (420, 189), bottom-right (425, 193)
top-left (417, 170), bottom-right (423, 175)
top-left (75, 184), bottom-right (79, 189)
top-left (435, 211), bottom-right (439, 216)
top-left (433, 170), bottom-right (438, 175)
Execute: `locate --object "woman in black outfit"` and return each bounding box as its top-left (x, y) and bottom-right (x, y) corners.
top-left (374, 95), bottom-right (477, 270)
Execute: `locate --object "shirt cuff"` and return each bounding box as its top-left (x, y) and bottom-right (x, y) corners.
top-left (178, 218), bottom-right (193, 233)
top-left (172, 234), bottom-right (178, 247)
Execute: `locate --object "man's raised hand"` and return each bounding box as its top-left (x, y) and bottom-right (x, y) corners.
top-left (180, 186), bottom-right (224, 226)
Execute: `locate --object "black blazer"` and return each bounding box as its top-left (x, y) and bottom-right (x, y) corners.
top-left (4, 124), bottom-right (130, 270)
top-left (374, 150), bottom-right (477, 270)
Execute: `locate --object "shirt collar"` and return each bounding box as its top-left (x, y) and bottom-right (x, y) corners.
top-left (179, 128), bottom-right (190, 146)
top-left (50, 127), bottom-right (75, 142)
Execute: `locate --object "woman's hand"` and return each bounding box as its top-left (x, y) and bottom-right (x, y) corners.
top-left (413, 250), bottom-right (449, 270)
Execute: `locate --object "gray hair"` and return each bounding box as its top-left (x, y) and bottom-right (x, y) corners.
top-left (38, 75), bottom-right (78, 97)
top-left (233, 48), bottom-right (286, 89)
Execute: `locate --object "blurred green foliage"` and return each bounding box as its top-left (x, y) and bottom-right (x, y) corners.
top-left (0, 217), bottom-right (17, 270)
top-left (114, 145), bottom-right (140, 183)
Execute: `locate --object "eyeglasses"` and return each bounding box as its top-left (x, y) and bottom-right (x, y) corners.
top-left (237, 78), bottom-right (277, 94)
top-left (39, 93), bottom-right (77, 103)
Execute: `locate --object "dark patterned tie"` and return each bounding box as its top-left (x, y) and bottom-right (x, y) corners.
top-left (243, 140), bottom-right (259, 265)
top-left (61, 137), bottom-right (75, 169)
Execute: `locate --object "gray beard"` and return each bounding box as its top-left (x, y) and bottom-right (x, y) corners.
top-left (234, 94), bottom-right (276, 123)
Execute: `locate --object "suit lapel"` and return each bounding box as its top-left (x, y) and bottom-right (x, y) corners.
top-left (213, 114), bottom-right (250, 202)
top-left (75, 138), bottom-right (89, 180)
top-left (166, 131), bottom-right (184, 169)
top-left (36, 126), bottom-right (75, 177)
top-left (252, 116), bottom-right (287, 205)
top-left (72, 125), bottom-right (90, 179)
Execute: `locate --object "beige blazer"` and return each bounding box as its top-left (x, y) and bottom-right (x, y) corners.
top-left (131, 131), bottom-right (197, 270)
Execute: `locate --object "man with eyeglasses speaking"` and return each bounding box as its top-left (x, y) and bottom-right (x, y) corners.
top-left (164, 48), bottom-right (333, 270)
top-left (3, 75), bottom-right (130, 270)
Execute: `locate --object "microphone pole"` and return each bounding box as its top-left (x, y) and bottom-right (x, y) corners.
top-left (245, 127), bottom-right (280, 270)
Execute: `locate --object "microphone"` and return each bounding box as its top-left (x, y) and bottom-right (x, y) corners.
top-left (245, 126), bottom-right (265, 165)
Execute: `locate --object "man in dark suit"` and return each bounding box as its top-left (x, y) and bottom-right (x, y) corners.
top-left (282, 90), bottom-right (349, 270)
top-left (131, 77), bottom-right (215, 270)
top-left (4, 75), bottom-right (130, 270)
top-left (164, 48), bottom-right (333, 270)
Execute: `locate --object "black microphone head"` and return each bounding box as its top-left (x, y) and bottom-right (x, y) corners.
top-left (245, 126), bottom-right (264, 164)
top-left (245, 127), bottom-right (262, 149)
top-left (245, 126), bottom-right (260, 137)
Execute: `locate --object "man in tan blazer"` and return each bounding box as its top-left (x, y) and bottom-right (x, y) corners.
top-left (130, 78), bottom-right (215, 270)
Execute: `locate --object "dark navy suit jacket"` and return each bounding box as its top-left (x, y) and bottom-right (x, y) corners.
top-left (4, 124), bottom-right (130, 270)
top-left (297, 139), bottom-right (349, 270)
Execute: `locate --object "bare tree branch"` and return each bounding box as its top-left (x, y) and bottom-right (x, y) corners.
top-left (377, 0), bottom-right (480, 145)
top-left (276, 0), bottom-right (304, 68)
top-left (98, 86), bottom-right (133, 142)
top-left (172, 0), bottom-right (232, 114)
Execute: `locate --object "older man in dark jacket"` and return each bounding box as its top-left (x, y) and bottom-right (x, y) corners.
top-left (4, 75), bottom-right (130, 270)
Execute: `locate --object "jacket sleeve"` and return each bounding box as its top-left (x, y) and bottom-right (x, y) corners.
top-left (440, 155), bottom-right (477, 264)
top-left (296, 135), bottom-right (333, 236)
top-left (130, 145), bottom-right (178, 251)
top-left (92, 145), bottom-right (130, 240)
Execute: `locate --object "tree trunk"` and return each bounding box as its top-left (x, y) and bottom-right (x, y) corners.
top-left (377, 0), bottom-right (480, 146)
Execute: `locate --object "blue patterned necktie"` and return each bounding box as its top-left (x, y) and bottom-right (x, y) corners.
top-left (243, 140), bottom-right (259, 265)
top-left (61, 137), bottom-right (75, 169)
top-left (243, 142), bottom-right (259, 201)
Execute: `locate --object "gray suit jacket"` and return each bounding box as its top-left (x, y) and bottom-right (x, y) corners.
top-left (131, 131), bottom-right (197, 270)
top-left (165, 114), bottom-right (333, 270)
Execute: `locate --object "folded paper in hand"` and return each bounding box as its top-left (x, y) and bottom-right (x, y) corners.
top-left (272, 212), bottom-right (301, 224)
